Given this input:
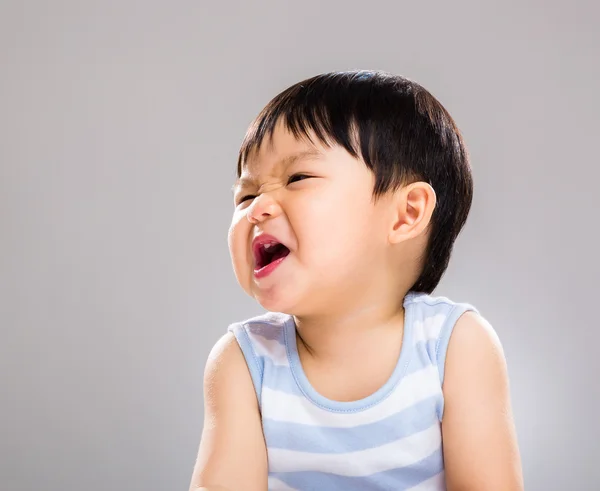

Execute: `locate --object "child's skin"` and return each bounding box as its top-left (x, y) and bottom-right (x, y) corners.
top-left (189, 121), bottom-right (524, 491)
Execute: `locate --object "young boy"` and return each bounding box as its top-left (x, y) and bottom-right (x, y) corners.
top-left (189, 71), bottom-right (523, 490)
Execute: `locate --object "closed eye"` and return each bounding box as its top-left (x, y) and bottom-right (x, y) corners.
top-left (287, 174), bottom-right (312, 184)
top-left (237, 194), bottom-right (255, 205)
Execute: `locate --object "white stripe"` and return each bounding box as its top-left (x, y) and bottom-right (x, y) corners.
top-left (261, 364), bottom-right (441, 427)
top-left (268, 422), bottom-right (441, 476)
top-left (411, 313), bottom-right (446, 345)
top-left (267, 477), bottom-right (298, 490)
top-left (406, 470), bottom-right (445, 490)
top-left (247, 332), bottom-right (289, 366)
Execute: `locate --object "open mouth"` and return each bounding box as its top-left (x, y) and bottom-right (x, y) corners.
top-left (255, 241), bottom-right (290, 269)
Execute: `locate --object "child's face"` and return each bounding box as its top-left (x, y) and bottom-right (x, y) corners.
top-left (229, 121), bottom-right (395, 316)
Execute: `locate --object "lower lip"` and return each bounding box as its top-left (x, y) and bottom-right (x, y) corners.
top-left (253, 255), bottom-right (288, 279)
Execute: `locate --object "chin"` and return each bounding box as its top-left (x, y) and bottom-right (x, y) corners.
top-left (250, 284), bottom-right (300, 315)
top-left (253, 292), bottom-right (293, 314)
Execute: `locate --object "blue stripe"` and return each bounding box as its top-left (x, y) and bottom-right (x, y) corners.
top-left (260, 356), bottom-right (301, 395)
top-left (405, 338), bottom-right (438, 376)
top-left (263, 396), bottom-right (441, 453)
top-left (270, 448), bottom-right (444, 490)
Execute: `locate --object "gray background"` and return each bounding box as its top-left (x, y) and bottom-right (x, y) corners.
top-left (1, 1), bottom-right (598, 490)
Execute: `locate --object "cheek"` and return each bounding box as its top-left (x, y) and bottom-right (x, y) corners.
top-left (228, 212), bottom-right (250, 272)
top-left (294, 193), bottom-right (379, 265)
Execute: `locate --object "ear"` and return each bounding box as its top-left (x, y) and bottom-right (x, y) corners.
top-left (388, 182), bottom-right (436, 244)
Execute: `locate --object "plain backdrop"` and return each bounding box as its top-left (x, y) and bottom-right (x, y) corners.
top-left (1, 1), bottom-right (598, 490)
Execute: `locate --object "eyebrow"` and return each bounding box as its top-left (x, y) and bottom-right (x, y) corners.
top-left (231, 149), bottom-right (323, 193)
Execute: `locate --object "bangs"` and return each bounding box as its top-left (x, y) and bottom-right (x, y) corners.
top-left (236, 71), bottom-right (420, 195)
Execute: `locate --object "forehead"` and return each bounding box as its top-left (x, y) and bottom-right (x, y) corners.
top-left (235, 127), bottom-right (325, 188)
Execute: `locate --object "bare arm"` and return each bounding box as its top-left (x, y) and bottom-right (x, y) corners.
top-left (188, 333), bottom-right (268, 491)
top-left (442, 312), bottom-right (524, 491)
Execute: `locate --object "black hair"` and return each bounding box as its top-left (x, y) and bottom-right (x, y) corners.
top-left (237, 70), bottom-right (473, 294)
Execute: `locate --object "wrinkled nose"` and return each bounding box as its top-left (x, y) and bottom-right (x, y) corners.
top-left (247, 194), bottom-right (281, 224)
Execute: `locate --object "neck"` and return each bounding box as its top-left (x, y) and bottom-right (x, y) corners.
top-left (292, 293), bottom-right (408, 361)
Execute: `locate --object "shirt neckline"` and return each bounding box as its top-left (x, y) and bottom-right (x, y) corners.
top-left (283, 292), bottom-right (420, 413)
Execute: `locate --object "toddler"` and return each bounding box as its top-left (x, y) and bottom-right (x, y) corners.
top-left (189, 70), bottom-right (523, 491)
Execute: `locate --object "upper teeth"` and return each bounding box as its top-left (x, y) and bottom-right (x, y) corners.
top-left (264, 243), bottom-right (276, 249)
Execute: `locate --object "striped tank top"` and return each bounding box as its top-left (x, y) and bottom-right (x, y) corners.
top-left (227, 291), bottom-right (479, 490)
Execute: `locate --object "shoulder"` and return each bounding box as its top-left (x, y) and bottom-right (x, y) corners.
top-left (442, 309), bottom-right (510, 419)
top-left (405, 292), bottom-right (483, 378)
top-left (405, 292), bottom-right (480, 335)
top-left (226, 311), bottom-right (291, 366)
top-left (221, 311), bottom-right (292, 403)
top-left (444, 310), bottom-right (505, 390)
top-left (412, 291), bottom-right (506, 393)
top-left (404, 291), bottom-right (478, 316)
top-left (451, 310), bottom-right (502, 350)
top-left (203, 332), bottom-right (254, 403)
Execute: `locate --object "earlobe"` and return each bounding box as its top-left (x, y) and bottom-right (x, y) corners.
top-left (389, 182), bottom-right (436, 244)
